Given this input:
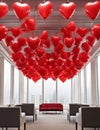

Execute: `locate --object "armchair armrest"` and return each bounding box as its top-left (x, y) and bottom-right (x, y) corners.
top-left (76, 112), bottom-right (81, 126)
top-left (20, 112), bottom-right (26, 126)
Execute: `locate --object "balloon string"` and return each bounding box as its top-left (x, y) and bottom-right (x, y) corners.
top-left (90, 20), bottom-right (95, 28)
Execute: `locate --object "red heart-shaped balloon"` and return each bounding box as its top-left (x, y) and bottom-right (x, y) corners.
top-left (37, 1), bottom-right (53, 19)
top-left (11, 27), bottom-right (22, 37)
top-left (74, 59), bottom-right (84, 70)
top-left (24, 47), bottom-right (34, 57)
top-left (86, 35), bottom-right (96, 47)
top-left (12, 52), bottom-right (23, 62)
top-left (11, 43), bottom-right (21, 53)
top-left (54, 43), bottom-right (64, 54)
top-left (51, 36), bottom-right (61, 46)
top-left (17, 37), bottom-right (26, 47)
top-left (31, 71), bottom-right (41, 82)
top-left (27, 37), bottom-right (40, 50)
top-left (79, 52), bottom-right (89, 63)
top-left (59, 2), bottom-right (76, 19)
top-left (59, 72), bottom-right (68, 82)
top-left (40, 30), bottom-right (48, 40)
top-left (84, 1), bottom-right (100, 20)
top-left (61, 51), bottom-right (69, 59)
top-left (0, 2), bottom-right (8, 18)
top-left (77, 27), bottom-right (88, 37)
top-left (64, 37), bottom-right (75, 48)
top-left (36, 47), bottom-right (45, 57)
top-left (61, 27), bottom-right (72, 37)
top-left (75, 36), bottom-right (82, 46)
top-left (4, 36), bottom-right (14, 46)
top-left (81, 42), bottom-right (91, 52)
top-left (0, 25), bottom-right (8, 40)
top-left (66, 21), bottom-right (77, 31)
top-left (24, 17), bottom-right (36, 31)
top-left (40, 39), bottom-right (50, 48)
top-left (91, 24), bottom-right (100, 40)
top-left (72, 46), bottom-right (80, 54)
top-left (13, 2), bottom-right (30, 20)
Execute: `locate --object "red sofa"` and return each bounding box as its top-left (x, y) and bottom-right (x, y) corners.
top-left (39, 103), bottom-right (63, 112)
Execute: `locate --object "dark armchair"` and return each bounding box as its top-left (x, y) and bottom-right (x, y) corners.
top-left (0, 107), bottom-right (26, 130)
top-left (67, 103), bottom-right (89, 121)
top-left (21, 103), bottom-right (36, 121)
top-left (76, 107), bottom-right (100, 130)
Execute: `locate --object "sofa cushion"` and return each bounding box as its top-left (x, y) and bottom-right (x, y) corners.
top-left (39, 103), bottom-right (63, 111)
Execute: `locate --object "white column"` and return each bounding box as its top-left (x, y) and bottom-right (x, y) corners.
top-left (42, 79), bottom-right (44, 103)
top-left (71, 75), bottom-right (79, 103)
top-left (19, 71), bottom-right (24, 103)
top-left (27, 79), bottom-right (29, 103)
top-left (10, 65), bottom-right (14, 105)
top-left (84, 68), bottom-right (87, 104)
top-left (0, 57), bottom-right (4, 105)
top-left (75, 75), bottom-right (79, 103)
top-left (71, 79), bottom-right (74, 103)
top-left (91, 59), bottom-right (98, 105)
top-left (78, 72), bottom-right (81, 103)
top-left (56, 79), bottom-right (58, 103)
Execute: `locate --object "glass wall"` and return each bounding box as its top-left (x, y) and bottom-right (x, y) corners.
top-left (72, 75), bottom-right (79, 103)
top-left (2, 51), bottom-right (100, 107)
top-left (28, 78), bottom-right (71, 105)
top-left (4, 59), bottom-right (11, 105)
top-left (28, 79), bottom-right (42, 105)
top-left (57, 79), bottom-right (71, 105)
top-left (44, 78), bottom-right (56, 103)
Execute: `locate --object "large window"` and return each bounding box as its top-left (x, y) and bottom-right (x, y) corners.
top-left (14, 68), bottom-right (19, 104)
top-left (4, 59), bottom-right (11, 105)
top-left (57, 79), bottom-right (71, 105)
top-left (28, 79), bottom-right (42, 105)
top-left (28, 78), bottom-right (71, 105)
top-left (44, 78), bottom-right (56, 103)
top-left (71, 75), bottom-right (79, 103)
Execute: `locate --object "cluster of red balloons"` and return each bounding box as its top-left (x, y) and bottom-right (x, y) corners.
top-left (0, 1), bottom-right (100, 20)
top-left (0, 0), bottom-right (100, 82)
top-left (0, 19), bottom-right (99, 82)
